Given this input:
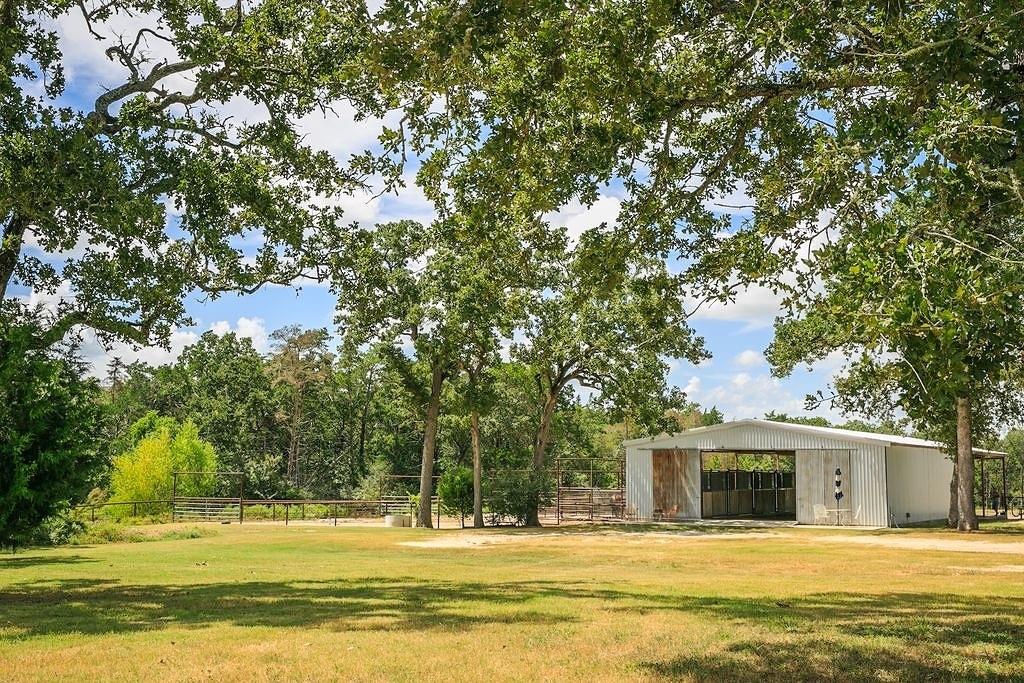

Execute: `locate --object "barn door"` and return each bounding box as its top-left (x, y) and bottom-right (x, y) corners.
top-left (796, 449), bottom-right (853, 524)
top-left (652, 449), bottom-right (698, 519)
top-left (822, 450), bottom-right (852, 511)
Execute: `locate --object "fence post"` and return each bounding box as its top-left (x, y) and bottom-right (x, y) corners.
top-left (591, 459), bottom-right (595, 522)
top-left (285, 504), bottom-right (289, 526)
top-left (333, 503), bottom-right (337, 527)
top-left (556, 459), bottom-right (561, 525)
top-left (91, 506), bottom-right (96, 523)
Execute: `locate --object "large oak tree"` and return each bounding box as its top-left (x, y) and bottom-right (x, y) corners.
top-left (2, 0), bottom-right (368, 352)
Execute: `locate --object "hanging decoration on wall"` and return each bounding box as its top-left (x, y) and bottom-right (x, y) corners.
top-left (834, 467), bottom-right (844, 504)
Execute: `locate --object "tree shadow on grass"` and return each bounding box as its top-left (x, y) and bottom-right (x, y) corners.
top-left (1, 577), bottom-right (1022, 680)
top-left (0, 577), bottom-right (589, 638)
top-left (0, 554), bottom-right (95, 568)
top-left (633, 591), bottom-right (1024, 681)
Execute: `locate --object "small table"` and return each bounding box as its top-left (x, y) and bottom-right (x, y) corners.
top-left (825, 508), bottom-right (850, 526)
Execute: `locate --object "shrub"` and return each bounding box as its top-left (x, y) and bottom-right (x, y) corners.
top-left (109, 417), bottom-right (217, 512)
top-left (356, 459), bottom-right (400, 500)
top-left (25, 514), bottom-right (87, 546)
top-left (484, 470), bottom-right (554, 526)
top-left (67, 522), bottom-right (218, 545)
top-left (0, 324), bottom-right (104, 549)
top-left (437, 467), bottom-right (474, 525)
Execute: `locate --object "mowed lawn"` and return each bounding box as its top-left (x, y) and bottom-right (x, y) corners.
top-left (2, 522), bottom-right (1024, 682)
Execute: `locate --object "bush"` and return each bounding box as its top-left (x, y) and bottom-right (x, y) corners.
top-left (0, 324), bottom-right (104, 549)
top-left (484, 470), bottom-right (553, 526)
top-left (109, 417), bottom-right (217, 511)
top-left (355, 459), bottom-right (400, 500)
top-left (437, 467), bottom-right (473, 525)
top-left (68, 521), bottom-right (218, 545)
top-left (26, 514), bottom-right (87, 546)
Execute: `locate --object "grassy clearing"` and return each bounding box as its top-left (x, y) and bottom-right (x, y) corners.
top-left (1, 522), bottom-right (1023, 682)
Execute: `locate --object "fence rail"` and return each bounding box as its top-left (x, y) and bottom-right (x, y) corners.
top-left (70, 496), bottom-right (443, 526)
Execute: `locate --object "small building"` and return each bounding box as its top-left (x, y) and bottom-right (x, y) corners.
top-left (623, 419), bottom-right (1002, 527)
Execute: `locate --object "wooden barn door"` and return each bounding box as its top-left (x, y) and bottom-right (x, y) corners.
top-left (652, 449), bottom-right (698, 519)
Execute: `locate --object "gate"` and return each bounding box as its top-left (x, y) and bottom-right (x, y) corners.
top-left (552, 457), bottom-right (626, 522)
top-left (171, 471), bottom-right (244, 523)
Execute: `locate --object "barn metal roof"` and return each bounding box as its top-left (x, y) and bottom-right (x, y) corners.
top-left (622, 418), bottom-right (1006, 456)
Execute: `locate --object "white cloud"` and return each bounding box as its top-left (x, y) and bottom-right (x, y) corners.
top-left (702, 179), bottom-right (753, 215)
top-left (701, 374), bottom-right (804, 420)
top-left (234, 316), bottom-right (269, 353)
top-left (295, 103), bottom-right (394, 161)
top-left (209, 316), bottom-right (269, 353)
top-left (80, 327), bottom-right (200, 379)
top-left (734, 349), bottom-right (764, 368)
top-left (545, 194), bottom-right (622, 247)
top-left (683, 376), bottom-right (701, 396)
top-left (687, 284), bottom-right (784, 331)
top-left (22, 280), bottom-right (74, 315)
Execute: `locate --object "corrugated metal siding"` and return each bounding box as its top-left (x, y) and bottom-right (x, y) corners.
top-left (635, 422), bottom-right (877, 453)
top-left (886, 445), bottom-right (953, 524)
top-left (625, 446), bottom-right (653, 520)
top-left (629, 422), bottom-right (891, 527)
top-left (852, 444), bottom-right (889, 527)
top-left (793, 447), bottom-right (888, 527)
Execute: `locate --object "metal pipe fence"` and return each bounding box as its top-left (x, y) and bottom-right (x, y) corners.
top-left (71, 496), bottom-right (443, 526)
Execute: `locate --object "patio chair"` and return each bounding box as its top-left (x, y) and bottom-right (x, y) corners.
top-left (850, 505), bottom-right (862, 525)
top-left (812, 503), bottom-right (829, 524)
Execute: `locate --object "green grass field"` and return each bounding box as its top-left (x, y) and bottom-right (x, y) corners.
top-left (2, 522), bottom-right (1024, 682)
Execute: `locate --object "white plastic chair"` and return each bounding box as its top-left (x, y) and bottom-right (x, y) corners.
top-left (813, 503), bottom-right (829, 524)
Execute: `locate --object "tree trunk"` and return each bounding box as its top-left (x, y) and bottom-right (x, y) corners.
top-left (525, 389), bottom-right (559, 527)
top-left (417, 362), bottom-right (445, 528)
top-left (355, 390), bottom-right (370, 486)
top-left (287, 391), bottom-right (303, 486)
top-left (471, 410), bottom-right (484, 528)
top-left (947, 462), bottom-right (959, 529)
top-left (955, 396), bottom-right (978, 531)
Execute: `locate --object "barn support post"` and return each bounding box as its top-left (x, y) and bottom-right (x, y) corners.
top-left (981, 456), bottom-right (987, 517)
top-left (1002, 456), bottom-right (1009, 516)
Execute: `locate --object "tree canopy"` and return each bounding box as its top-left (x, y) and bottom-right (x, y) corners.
top-left (2, 0), bottom-right (368, 352)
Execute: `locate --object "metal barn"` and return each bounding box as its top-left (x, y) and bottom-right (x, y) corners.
top-left (624, 419), bottom-right (1000, 527)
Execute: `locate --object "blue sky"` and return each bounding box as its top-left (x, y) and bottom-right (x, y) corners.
top-left (29, 8), bottom-right (848, 422)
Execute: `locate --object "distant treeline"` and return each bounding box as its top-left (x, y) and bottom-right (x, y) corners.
top-left (99, 326), bottom-right (724, 503)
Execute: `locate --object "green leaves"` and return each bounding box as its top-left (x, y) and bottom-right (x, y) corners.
top-left (3, 0), bottom-right (369, 353)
